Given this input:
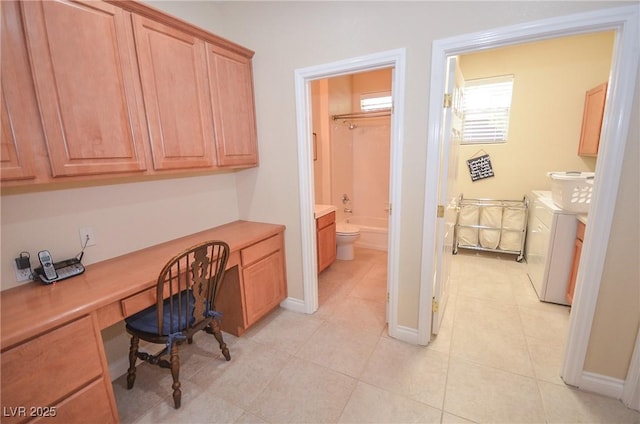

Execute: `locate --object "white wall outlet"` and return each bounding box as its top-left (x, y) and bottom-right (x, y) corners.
top-left (13, 261), bottom-right (31, 282)
top-left (79, 227), bottom-right (96, 247)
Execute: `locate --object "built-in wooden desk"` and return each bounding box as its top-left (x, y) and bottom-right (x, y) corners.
top-left (1, 220), bottom-right (286, 424)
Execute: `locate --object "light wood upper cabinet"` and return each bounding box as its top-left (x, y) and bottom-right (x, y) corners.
top-left (1, 1), bottom-right (38, 182)
top-left (578, 82), bottom-right (607, 157)
top-left (2, 0), bottom-right (259, 187)
top-left (21, 0), bottom-right (148, 177)
top-left (132, 15), bottom-right (216, 170)
top-left (207, 44), bottom-right (258, 167)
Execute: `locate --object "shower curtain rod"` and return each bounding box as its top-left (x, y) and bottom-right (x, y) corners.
top-left (332, 110), bottom-right (391, 121)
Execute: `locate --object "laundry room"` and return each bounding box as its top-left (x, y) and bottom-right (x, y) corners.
top-left (451, 30), bottom-right (614, 307)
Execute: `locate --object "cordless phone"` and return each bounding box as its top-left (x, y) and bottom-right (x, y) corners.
top-left (38, 250), bottom-right (58, 281)
top-left (34, 250), bottom-right (85, 284)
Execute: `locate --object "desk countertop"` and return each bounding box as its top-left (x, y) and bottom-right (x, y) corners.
top-left (0, 220), bottom-right (285, 350)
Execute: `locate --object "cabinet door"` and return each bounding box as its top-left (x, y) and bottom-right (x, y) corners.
top-left (242, 250), bottom-right (286, 326)
top-left (31, 379), bottom-right (116, 424)
top-left (1, 316), bottom-right (106, 424)
top-left (578, 82), bottom-right (607, 157)
top-left (133, 15), bottom-right (216, 170)
top-left (206, 44), bottom-right (258, 167)
top-left (566, 237), bottom-right (582, 305)
top-left (1, 1), bottom-right (38, 182)
top-left (21, 0), bottom-right (148, 177)
top-left (317, 222), bottom-right (336, 272)
top-left (566, 221), bottom-right (585, 305)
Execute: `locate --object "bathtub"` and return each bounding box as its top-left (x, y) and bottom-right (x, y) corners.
top-left (345, 216), bottom-right (389, 251)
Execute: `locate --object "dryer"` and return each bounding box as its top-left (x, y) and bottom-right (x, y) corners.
top-left (525, 191), bottom-right (577, 305)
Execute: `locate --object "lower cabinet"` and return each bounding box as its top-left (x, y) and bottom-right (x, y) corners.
top-left (316, 212), bottom-right (336, 273)
top-left (0, 315), bottom-right (117, 424)
top-left (567, 220), bottom-right (586, 305)
top-left (217, 232), bottom-right (287, 336)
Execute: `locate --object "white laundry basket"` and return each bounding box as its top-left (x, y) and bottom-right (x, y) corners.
top-left (547, 171), bottom-right (595, 213)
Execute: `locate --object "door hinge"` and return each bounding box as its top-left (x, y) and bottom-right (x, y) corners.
top-left (432, 298), bottom-right (439, 313)
top-left (437, 204), bottom-right (445, 218)
top-left (387, 292), bottom-right (390, 302)
top-left (443, 93), bottom-right (452, 108)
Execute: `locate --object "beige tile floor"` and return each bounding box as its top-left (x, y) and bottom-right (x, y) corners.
top-left (113, 248), bottom-right (640, 423)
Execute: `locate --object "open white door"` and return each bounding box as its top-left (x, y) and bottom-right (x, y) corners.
top-left (432, 56), bottom-right (464, 334)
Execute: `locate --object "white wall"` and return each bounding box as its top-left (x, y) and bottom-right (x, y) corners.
top-left (351, 70), bottom-right (392, 220)
top-left (351, 121), bottom-right (391, 220)
top-left (1, 173), bottom-right (240, 290)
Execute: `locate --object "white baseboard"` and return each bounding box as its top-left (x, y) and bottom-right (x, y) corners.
top-left (389, 324), bottom-right (420, 345)
top-left (280, 296), bottom-right (308, 314)
top-left (579, 371), bottom-right (625, 399)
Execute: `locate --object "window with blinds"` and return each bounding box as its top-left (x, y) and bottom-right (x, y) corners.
top-left (360, 91), bottom-right (392, 112)
top-left (462, 75), bottom-right (514, 144)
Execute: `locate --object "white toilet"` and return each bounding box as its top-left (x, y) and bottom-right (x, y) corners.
top-left (335, 222), bottom-right (360, 260)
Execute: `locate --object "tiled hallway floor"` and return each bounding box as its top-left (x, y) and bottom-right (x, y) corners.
top-left (113, 248), bottom-right (640, 423)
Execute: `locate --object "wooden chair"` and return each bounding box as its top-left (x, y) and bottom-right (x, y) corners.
top-left (124, 240), bottom-right (231, 409)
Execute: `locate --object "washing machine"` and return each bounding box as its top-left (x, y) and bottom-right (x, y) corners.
top-left (525, 190), bottom-right (577, 305)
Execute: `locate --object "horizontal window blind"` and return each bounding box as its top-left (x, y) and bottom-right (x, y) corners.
top-left (462, 75), bottom-right (514, 144)
top-left (361, 91), bottom-right (392, 111)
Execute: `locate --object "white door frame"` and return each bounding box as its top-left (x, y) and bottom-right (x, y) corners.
top-left (293, 49), bottom-right (407, 340)
top-left (419, 3), bottom-right (639, 397)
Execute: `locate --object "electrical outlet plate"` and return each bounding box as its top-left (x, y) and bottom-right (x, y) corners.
top-left (79, 227), bottom-right (96, 247)
top-left (13, 262), bottom-right (31, 282)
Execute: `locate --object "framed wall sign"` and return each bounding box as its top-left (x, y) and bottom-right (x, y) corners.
top-left (467, 153), bottom-right (495, 181)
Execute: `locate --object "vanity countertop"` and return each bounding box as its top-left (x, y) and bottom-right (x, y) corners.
top-left (577, 214), bottom-right (588, 225)
top-left (315, 204), bottom-right (336, 218)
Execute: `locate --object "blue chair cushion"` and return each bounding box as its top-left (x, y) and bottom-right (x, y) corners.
top-left (126, 290), bottom-right (196, 336)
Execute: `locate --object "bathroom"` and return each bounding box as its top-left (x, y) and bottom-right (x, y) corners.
top-left (311, 68), bottom-right (392, 263)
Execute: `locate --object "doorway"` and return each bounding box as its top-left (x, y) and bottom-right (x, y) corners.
top-left (294, 48), bottom-right (407, 340)
top-left (311, 70), bottom-right (392, 313)
top-left (420, 4), bottom-right (639, 401)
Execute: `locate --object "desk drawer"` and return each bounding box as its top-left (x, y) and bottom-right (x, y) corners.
top-left (1, 316), bottom-right (103, 424)
top-left (31, 378), bottom-right (116, 424)
top-left (121, 288), bottom-right (155, 317)
top-left (241, 233), bottom-right (282, 266)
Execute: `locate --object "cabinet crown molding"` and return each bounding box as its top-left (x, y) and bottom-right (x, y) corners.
top-left (105, 0), bottom-right (254, 58)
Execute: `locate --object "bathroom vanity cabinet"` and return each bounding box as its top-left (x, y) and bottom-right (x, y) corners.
top-left (316, 211), bottom-right (337, 273)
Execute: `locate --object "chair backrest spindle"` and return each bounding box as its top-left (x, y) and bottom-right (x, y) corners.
top-left (154, 241), bottom-right (230, 338)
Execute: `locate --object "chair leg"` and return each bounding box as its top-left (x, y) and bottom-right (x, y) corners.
top-left (170, 343), bottom-right (181, 409)
top-left (207, 318), bottom-right (231, 361)
top-left (126, 335), bottom-right (139, 389)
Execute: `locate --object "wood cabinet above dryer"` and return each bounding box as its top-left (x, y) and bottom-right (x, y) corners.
top-left (578, 82), bottom-right (607, 157)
